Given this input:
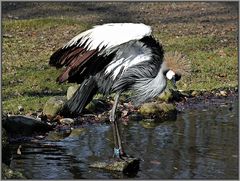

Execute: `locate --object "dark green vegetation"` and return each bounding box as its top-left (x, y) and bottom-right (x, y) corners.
top-left (2, 2), bottom-right (238, 113)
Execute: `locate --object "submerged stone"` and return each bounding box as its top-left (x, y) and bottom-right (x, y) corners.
top-left (90, 157), bottom-right (140, 174)
top-left (139, 119), bottom-right (158, 128)
top-left (69, 128), bottom-right (86, 137)
top-left (46, 127), bottom-right (72, 141)
top-left (43, 96), bottom-right (67, 117)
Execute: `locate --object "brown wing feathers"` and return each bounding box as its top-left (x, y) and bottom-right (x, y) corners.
top-left (49, 45), bottom-right (98, 83)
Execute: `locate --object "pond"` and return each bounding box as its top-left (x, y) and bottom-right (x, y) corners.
top-left (9, 97), bottom-right (238, 179)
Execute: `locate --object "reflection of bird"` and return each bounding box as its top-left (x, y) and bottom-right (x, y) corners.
top-left (50, 23), bottom-right (183, 159)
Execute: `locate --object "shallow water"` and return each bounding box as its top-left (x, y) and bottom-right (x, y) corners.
top-left (9, 97), bottom-right (238, 179)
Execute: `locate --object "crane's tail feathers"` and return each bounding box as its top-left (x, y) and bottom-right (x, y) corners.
top-left (60, 77), bottom-right (97, 117)
top-left (50, 46), bottom-right (98, 83)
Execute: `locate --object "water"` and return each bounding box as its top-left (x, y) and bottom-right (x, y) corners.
top-left (9, 98), bottom-right (238, 179)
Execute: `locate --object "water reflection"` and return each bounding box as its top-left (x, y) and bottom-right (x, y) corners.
top-left (10, 99), bottom-right (238, 179)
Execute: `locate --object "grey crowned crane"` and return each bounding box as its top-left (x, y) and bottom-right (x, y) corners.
top-left (49, 23), bottom-right (184, 159)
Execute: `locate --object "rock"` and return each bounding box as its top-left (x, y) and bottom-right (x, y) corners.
top-left (3, 115), bottom-right (53, 135)
top-left (2, 163), bottom-right (26, 179)
top-left (158, 89), bottom-right (185, 102)
top-left (43, 96), bottom-right (67, 117)
top-left (139, 102), bottom-right (177, 120)
top-left (67, 84), bottom-right (80, 100)
top-left (90, 157), bottom-right (140, 174)
top-left (220, 90), bottom-right (227, 97)
top-left (69, 127), bottom-right (86, 137)
top-left (59, 118), bottom-right (75, 125)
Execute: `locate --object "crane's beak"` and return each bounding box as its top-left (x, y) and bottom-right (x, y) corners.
top-left (172, 76), bottom-right (177, 89)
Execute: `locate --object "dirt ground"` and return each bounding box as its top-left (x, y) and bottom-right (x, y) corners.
top-left (2, 2), bottom-right (238, 39)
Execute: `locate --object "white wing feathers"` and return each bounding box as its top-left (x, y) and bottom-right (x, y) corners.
top-left (63, 23), bottom-right (152, 51)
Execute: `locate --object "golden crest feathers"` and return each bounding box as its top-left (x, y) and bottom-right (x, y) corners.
top-left (164, 51), bottom-right (191, 76)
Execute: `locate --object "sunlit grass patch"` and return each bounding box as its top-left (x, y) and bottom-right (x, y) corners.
top-left (2, 17), bottom-right (238, 113)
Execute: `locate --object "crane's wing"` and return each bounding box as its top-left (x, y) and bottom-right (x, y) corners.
top-left (108, 36), bottom-right (164, 92)
top-left (49, 23), bottom-right (152, 83)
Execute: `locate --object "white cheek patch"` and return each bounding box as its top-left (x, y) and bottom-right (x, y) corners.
top-left (166, 70), bottom-right (175, 80)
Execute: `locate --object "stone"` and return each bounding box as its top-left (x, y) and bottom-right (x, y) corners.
top-left (3, 115), bottom-right (53, 135)
top-left (90, 157), bottom-right (140, 173)
top-left (67, 84), bottom-right (80, 100)
top-left (43, 96), bottom-right (67, 117)
top-left (220, 90), bottom-right (227, 97)
top-left (139, 102), bottom-right (177, 121)
top-left (191, 90), bottom-right (199, 97)
top-left (59, 118), bottom-right (75, 125)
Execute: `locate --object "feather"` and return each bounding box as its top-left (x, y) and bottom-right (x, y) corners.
top-left (50, 23), bottom-right (152, 84)
top-left (63, 23), bottom-right (152, 50)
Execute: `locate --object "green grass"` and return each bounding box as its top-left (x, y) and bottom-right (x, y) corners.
top-left (156, 33), bottom-right (238, 91)
top-left (2, 18), bottom-right (238, 113)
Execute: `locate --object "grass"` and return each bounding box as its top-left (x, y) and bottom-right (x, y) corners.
top-left (2, 17), bottom-right (238, 114)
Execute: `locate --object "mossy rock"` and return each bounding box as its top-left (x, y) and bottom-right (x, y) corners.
top-left (158, 89), bottom-right (184, 102)
top-left (43, 96), bottom-right (67, 117)
top-left (90, 157), bottom-right (140, 173)
top-left (158, 89), bottom-right (173, 102)
top-left (139, 102), bottom-right (177, 120)
top-left (2, 163), bottom-right (26, 179)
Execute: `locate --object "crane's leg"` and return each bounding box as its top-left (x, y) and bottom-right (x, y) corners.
top-left (109, 93), bottom-right (126, 159)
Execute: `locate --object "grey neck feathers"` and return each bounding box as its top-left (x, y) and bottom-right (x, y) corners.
top-left (131, 68), bottom-right (167, 105)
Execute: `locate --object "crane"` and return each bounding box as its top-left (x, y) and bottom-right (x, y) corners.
top-left (49, 23), bottom-right (183, 159)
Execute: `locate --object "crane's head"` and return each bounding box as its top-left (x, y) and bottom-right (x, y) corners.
top-left (163, 51), bottom-right (191, 88)
top-left (164, 69), bottom-right (181, 88)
